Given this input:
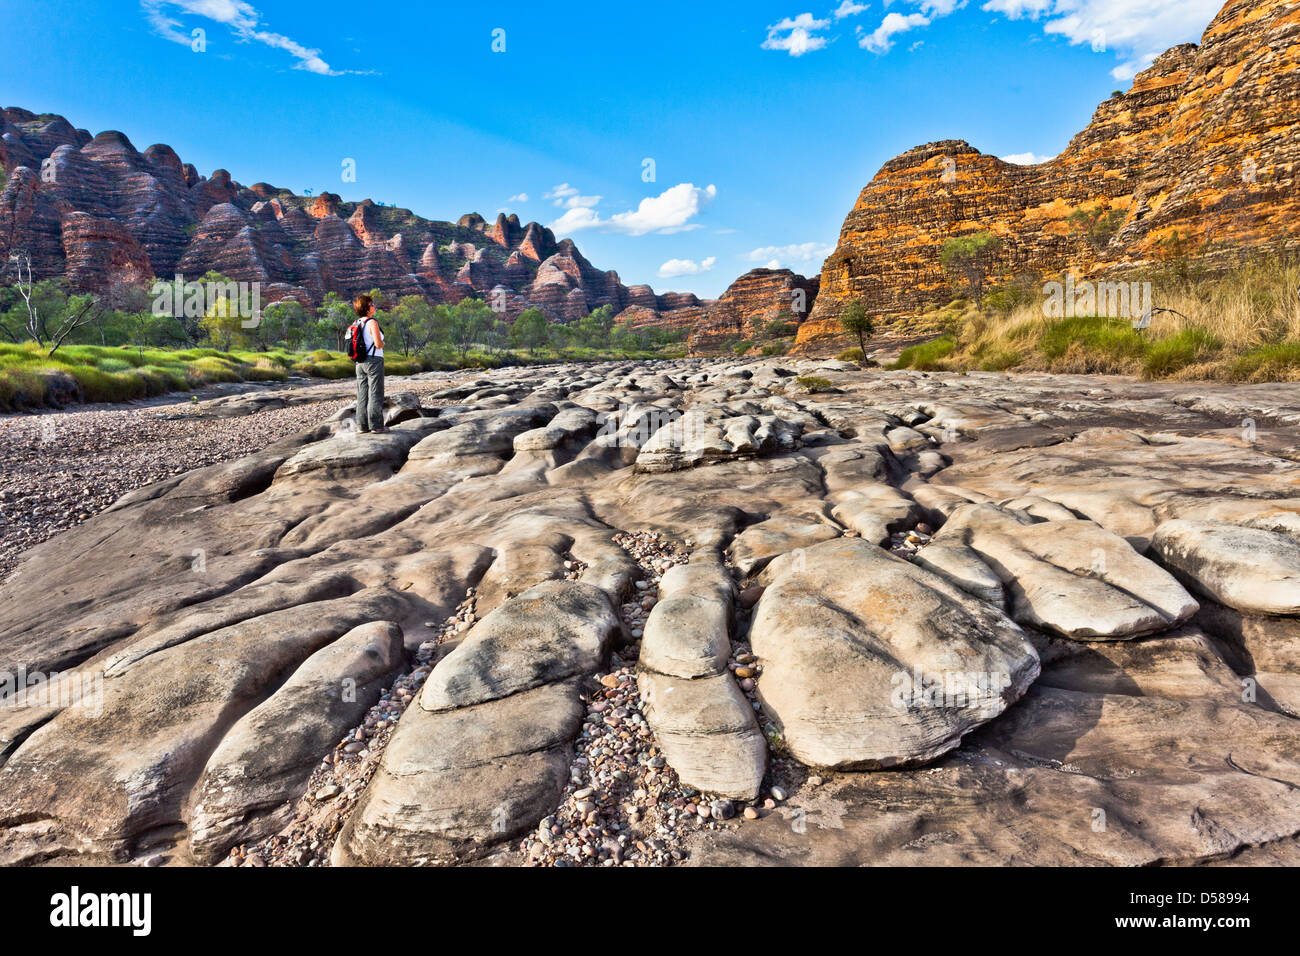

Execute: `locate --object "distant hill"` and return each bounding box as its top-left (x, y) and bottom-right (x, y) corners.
top-left (0, 107), bottom-right (712, 328)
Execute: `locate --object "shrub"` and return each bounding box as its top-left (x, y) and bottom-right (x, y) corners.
top-left (794, 375), bottom-right (834, 393)
top-left (837, 348), bottom-right (865, 362)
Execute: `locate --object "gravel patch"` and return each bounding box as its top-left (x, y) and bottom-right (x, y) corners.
top-left (0, 377), bottom-right (459, 582)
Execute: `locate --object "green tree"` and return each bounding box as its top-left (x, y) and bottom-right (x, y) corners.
top-left (199, 288), bottom-right (246, 351)
top-left (939, 232), bottom-right (1004, 308)
top-left (316, 291), bottom-right (355, 351)
top-left (838, 299), bottom-right (876, 358)
top-left (389, 295), bottom-right (445, 356)
top-left (261, 300), bottom-right (308, 351)
top-left (548, 321), bottom-right (575, 355)
top-left (448, 298), bottom-right (493, 360)
top-left (510, 307), bottom-right (549, 351)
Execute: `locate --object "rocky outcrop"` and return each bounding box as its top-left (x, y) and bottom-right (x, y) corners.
top-left (800, 0), bottom-right (1300, 350)
top-left (637, 560), bottom-right (765, 799)
top-left (0, 108), bottom-right (702, 329)
top-left (750, 538), bottom-right (1040, 769)
top-left (689, 269), bottom-right (818, 354)
top-left (1151, 519), bottom-right (1300, 615)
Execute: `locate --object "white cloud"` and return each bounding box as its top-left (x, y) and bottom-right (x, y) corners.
top-left (657, 256), bottom-right (717, 278)
top-left (861, 11), bottom-right (931, 53)
top-left (544, 183), bottom-right (601, 208)
top-left (759, 0), bottom-right (1217, 78)
top-left (612, 183), bottom-right (717, 235)
top-left (983, 0), bottom-right (1224, 80)
top-left (508, 192), bottom-right (529, 203)
top-left (1001, 151), bottom-right (1056, 164)
top-left (746, 242), bottom-right (835, 264)
top-left (549, 207), bottom-right (602, 233)
top-left (549, 183), bottom-right (718, 237)
top-left (761, 13), bottom-right (832, 56)
top-left (141, 1), bottom-right (364, 75)
top-left (857, 0), bottom-right (1221, 79)
top-left (764, 259), bottom-right (783, 269)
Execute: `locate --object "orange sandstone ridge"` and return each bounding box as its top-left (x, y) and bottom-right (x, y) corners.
top-left (798, 0), bottom-right (1300, 352)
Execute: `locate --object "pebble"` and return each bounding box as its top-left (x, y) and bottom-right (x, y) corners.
top-left (515, 529), bottom-right (711, 868)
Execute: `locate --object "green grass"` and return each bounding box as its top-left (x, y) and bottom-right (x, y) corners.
top-left (1142, 327), bottom-right (1223, 378)
top-left (892, 313), bottom-right (1300, 383)
top-left (1229, 341), bottom-right (1300, 382)
top-left (0, 343), bottom-right (367, 412)
top-left (892, 337), bottom-right (956, 371)
top-left (0, 338), bottom-right (703, 413)
top-left (1037, 316), bottom-right (1147, 365)
top-left (977, 349), bottom-right (1022, 372)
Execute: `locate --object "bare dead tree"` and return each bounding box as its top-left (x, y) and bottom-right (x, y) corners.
top-left (6, 249), bottom-right (44, 344)
top-left (5, 249), bottom-right (103, 355)
top-left (46, 294), bottom-right (102, 357)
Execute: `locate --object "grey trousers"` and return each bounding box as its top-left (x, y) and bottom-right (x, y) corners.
top-left (355, 356), bottom-right (385, 431)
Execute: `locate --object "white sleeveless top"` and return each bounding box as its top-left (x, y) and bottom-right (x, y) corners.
top-left (361, 318), bottom-right (383, 358)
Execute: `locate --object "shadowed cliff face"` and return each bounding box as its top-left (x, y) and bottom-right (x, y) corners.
top-left (0, 109), bottom-right (701, 326)
top-left (800, 0), bottom-right (1300, 351)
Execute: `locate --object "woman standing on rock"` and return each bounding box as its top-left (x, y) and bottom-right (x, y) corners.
top-left (351, 294), bottom-right (386, 434)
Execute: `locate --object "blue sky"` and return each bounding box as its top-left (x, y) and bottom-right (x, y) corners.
top-left (1, 1), bottom-right (1223, 297)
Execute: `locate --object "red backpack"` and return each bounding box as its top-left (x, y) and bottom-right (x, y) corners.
top-left (346, 318), bottom-right (376, 361)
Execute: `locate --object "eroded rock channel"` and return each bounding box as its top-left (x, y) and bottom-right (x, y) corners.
top-left (3, 359), bottom-right (1300, 867)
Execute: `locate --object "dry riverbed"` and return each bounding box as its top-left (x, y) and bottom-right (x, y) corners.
top-left (0, 376), bottom-right (458, 581)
